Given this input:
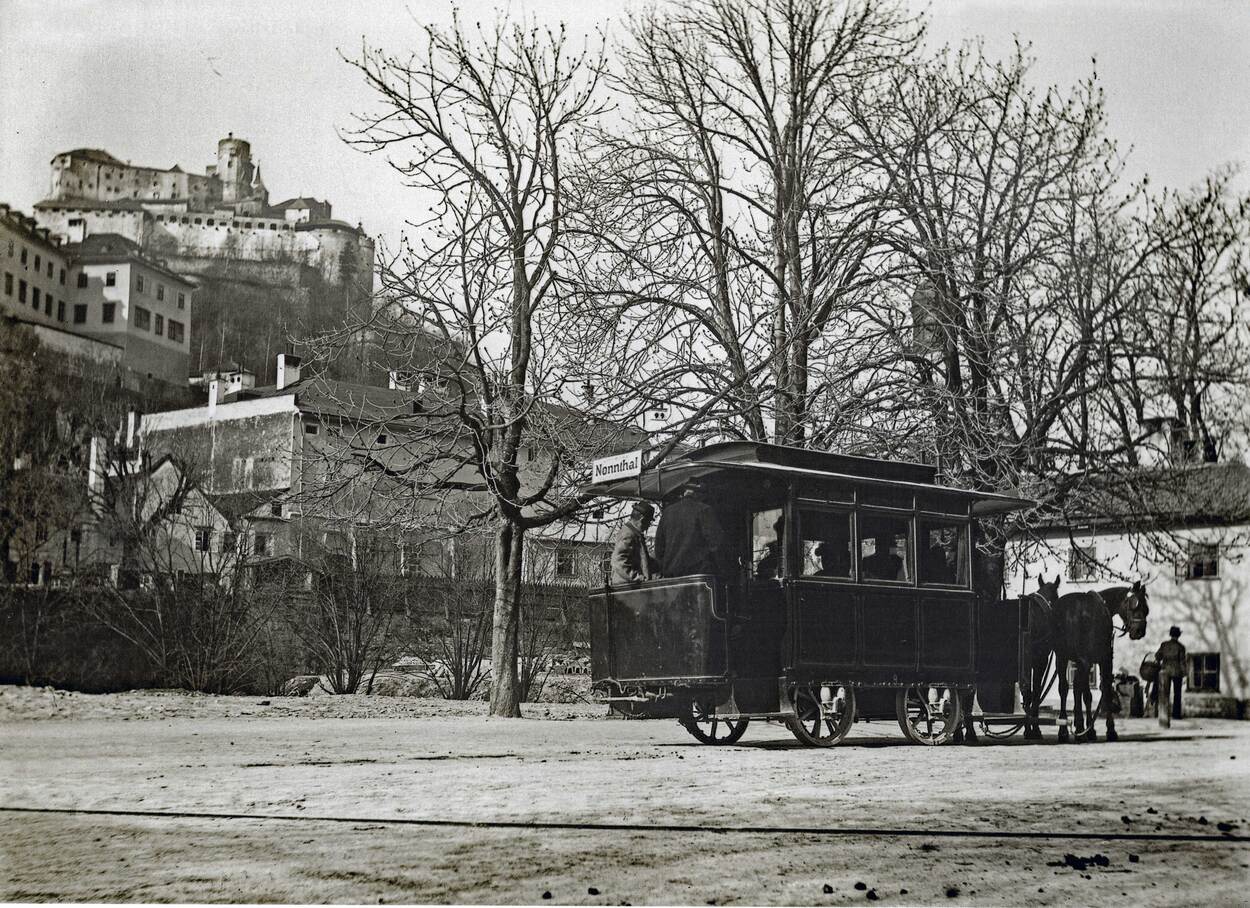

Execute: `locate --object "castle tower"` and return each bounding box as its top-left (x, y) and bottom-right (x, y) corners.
top-left (217, 133), bottom-right (254, 204)
top-left (251, 164), bottom-right (269, 207)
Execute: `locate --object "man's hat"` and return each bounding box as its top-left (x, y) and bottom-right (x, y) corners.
top-left (630, 501), bottom-right (655, 519)
top-left (1169, 625), bottom-right (1182, 638)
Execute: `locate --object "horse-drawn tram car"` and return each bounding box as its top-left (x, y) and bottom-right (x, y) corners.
top-left (588, 442), bottom-right (1035, 747)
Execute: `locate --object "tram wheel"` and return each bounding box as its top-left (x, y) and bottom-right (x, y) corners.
top-left (679, 702), bottom-right (749, 745)
top-left (786, 683), bottom-right (856, 747)
top-left (895, 684), bottom-right (963, 745)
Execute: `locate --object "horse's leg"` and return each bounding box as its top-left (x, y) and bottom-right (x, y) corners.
top-left (1056, 653), bottom-right (1071, 743)
top-left (1073, 661), bottom-right (1088, 743)
top-left (1027, 654), bottom-right (1047, 739)
top-left (1102, 648), bottom-right (1118, 743)
top-left (1082, 671), bottom-right (1097, 742)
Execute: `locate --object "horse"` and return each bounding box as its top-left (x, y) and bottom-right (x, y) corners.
top-left (1018, 576), bottom-right (1062, 740)
top-left (1052, 580), bottom-right (1149, 743)
top-left (1097, 582), bottom-right (1151, 642)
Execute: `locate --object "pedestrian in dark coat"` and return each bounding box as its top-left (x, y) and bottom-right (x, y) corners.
top-left (653, 483), bottom-right (732, 578)
top-left (1155, 625), bottom-right (1187, 727)
top-left (610, 501), bottom-right (659, 585)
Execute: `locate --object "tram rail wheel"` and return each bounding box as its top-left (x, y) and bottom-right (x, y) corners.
top-left (786, 683), bottom-right (855, 747)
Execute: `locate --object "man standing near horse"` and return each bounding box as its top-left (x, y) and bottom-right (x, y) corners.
top-left (1155, 626), bottom-right (1187, 727)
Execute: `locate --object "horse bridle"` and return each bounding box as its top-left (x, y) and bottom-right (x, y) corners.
top-left (1117, 589), bottom-right (1148, 638)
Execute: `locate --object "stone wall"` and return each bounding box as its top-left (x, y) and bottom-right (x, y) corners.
top-left (34, 206), bottom-right (376, 384)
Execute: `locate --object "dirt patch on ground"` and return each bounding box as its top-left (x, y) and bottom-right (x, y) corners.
top-left (0, 684), bottom-right (605, 723)
top-left (2, 687), bottom-right (1248, 904)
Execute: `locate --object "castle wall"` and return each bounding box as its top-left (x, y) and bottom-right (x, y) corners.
top-left (50, 153), bottom-right (220, 208)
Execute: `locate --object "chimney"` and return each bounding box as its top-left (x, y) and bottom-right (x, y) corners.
top-left (276, 353), bottom-right (302, 390)
top-left (208, 379), bottom-right (220, 417)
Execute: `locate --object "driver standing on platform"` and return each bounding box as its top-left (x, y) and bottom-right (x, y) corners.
top-left (654, 480), bottom-right (732, 578)
top-left (609, 501), bottom-right (659, 585)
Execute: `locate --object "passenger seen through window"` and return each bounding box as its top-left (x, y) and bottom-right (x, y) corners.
top-left (751, 509), bottom-right (784, 579)
top-left (919, 518), bottom-right (968, 585)
top-left (798, 509), bottom-right (852, 578)
top-left (858, 513), bottom-right (912, 582)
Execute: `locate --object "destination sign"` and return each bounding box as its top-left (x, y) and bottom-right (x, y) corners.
top-left (591, 449), bottom-right (643, 483)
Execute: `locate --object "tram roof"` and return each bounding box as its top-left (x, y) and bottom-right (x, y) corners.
top-left (588, 441), bottom-right (1033, 515)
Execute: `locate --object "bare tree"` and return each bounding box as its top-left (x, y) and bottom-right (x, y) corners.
top-left (338, 13), bottom-right (644, 716)
top-left (78, 449), bottom-right (280, 693)
top-left (569, 0), bottom-right (920, 445)
top-left (285, 525), bottom-right (411, 695)
top-left (1134, 169), bottom-right (1250, 463)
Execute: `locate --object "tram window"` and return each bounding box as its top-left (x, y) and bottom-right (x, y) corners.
top-left (857, 512), bottom-right (912, 582)
top-left (751, 508), bottom-right (784, 580)
top-left (798, 509), bottom-right (852, 579)
top-left (918, 518), bottom-right (969, 586)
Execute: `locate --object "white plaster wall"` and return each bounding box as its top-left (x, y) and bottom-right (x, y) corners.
top-left (1008, 526), bottom-right (1249, 700)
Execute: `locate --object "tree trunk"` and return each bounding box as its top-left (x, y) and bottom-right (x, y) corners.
top-left (489, 520), bottom-right (525, 717)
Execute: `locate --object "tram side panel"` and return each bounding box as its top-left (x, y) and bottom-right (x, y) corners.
top-left (974, 596), bottom-right (1025, 713)
top-left (589, 575), bottom-right (728, 686)
top-left (790, 581), bottom-right (977, 687)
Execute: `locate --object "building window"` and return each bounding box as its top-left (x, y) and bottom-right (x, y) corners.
top-left (194, 527), bottom-right (212, 552)
top-left (156, 283), bottom-right (164, 301)
top-left (1189, 653), bottom-right (1220, 692)
top-left (253, 533), bottom-right (270, 557)
top-left (304, 422), bottom-right (320, 436)
top-left (135, 274), bottom-right (144, 293)
top-left (73, 304), bottom-right (87, 324)
top-left (56, 300), bottom-right (65, 322)
top-left (31, 287), bottom-right (40, 310)
top-left (177, 292), bottom-right (186, 310)
top-left (34, 254), bottom-right (40, 271)
top-left (555, 548), bottom-right (576, 577)
top-left (44, 295), bottom-right (52, 316)
top-left (102, 302), bottom-right (116, 324)
top-left (154, 313), bottom-right (164, 335)
top-left (77, 272), bottom-right (87, 288)
top-left (20, 248), bottom-right (27, 266)
top-left (270, 502), bottom-right (283, 517)
top-left (18, 279), bottom-right (26, 303)
top-left (105, 271), bottom-right (116, 287)
top-left (134, 306), bottom-right (151, 330)
top-left (1068, 544), bottom-right (1100, 581)
top-left (167, 320), bottom-right (185, 343)
top-left (58, 268), bottom-right (65, 285)
top-left (1184, 543), bottom-right (1219, 580)
top-left (3, 273), bottom-right (11, 296)
top-left (46, 261), bottom-right (52, 278)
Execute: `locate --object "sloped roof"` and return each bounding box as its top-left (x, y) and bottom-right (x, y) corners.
top-left (1047, 462), bottom-right (1250, 530)
top-left (59, 149), bottom-right (123, 165)
top-left (272, 197), bottom-right (327, 210)
top-left (65, 233), bottom-right (142, 257)
top-left (207, 488), bottom-right (285, 521)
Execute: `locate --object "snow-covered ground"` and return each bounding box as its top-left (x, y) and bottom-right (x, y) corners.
top-left (2, 686), bottom-right (1247, 904)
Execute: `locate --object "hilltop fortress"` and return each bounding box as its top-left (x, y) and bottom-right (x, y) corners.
top-left (34, 135), bottom-right (375, 383)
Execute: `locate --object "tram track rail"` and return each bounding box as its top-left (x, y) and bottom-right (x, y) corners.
top-left (2, 805), bottom-right (1245, 845)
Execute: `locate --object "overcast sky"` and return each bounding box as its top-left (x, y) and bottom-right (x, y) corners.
top-left (2, 0), bottom-right (1247, 247)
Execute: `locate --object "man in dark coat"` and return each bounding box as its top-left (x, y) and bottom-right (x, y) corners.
top-left (1155, 625), bottom-right (1187, 727)
top-left (653, 482), bottom-right (732, 578)
top-left (610, 501), bottom-right (658, 585)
